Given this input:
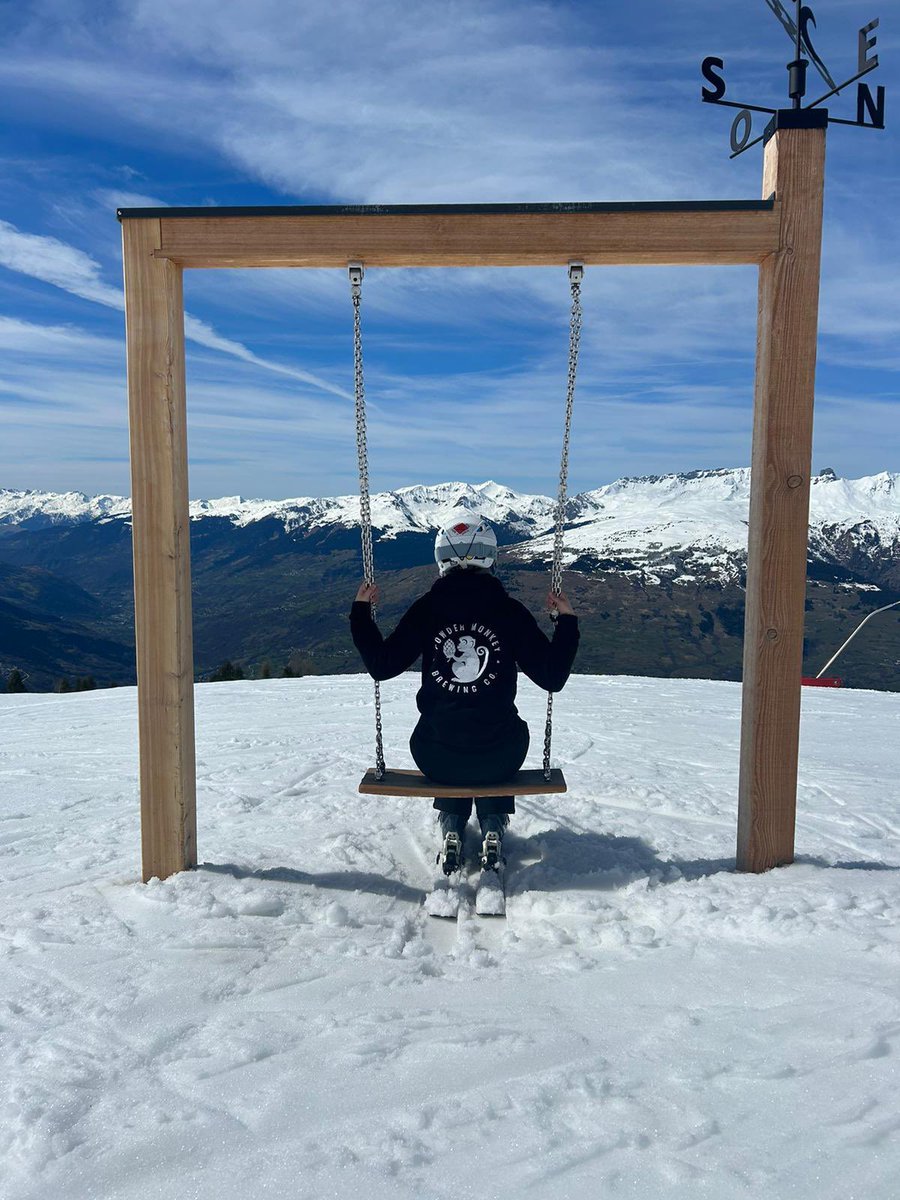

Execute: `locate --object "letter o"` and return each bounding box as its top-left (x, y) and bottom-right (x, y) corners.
top-left (730, 109), bottom-right (752, 154)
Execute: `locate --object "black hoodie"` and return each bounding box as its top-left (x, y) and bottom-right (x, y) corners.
top-left (350, 570), bottom-right (579, 749)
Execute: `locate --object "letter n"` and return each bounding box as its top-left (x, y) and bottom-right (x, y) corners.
top-left (857, 83), bottom-right (885, 129)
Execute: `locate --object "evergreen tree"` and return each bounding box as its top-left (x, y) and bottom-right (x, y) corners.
top-left (56, 678), bottom-right (71, 693)
top-left (75, 677), bottom-right (97, 692)
top-left (209, 661), bottom-right (245, 682)
top-left (7, 669), bottom-right (26, 693)
top-left (260, 660), bottom-right (272, 679)
top-left (281, 663), bottom-right (295, 678)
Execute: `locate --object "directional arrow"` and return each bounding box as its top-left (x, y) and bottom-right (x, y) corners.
top-left (764, 0), bottom-right (800, 42)
top-left (762, 0), bottom-right (837, 89)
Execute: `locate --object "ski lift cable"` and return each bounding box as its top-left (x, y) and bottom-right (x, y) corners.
top-left (815, 598), bottom-right (900, 679)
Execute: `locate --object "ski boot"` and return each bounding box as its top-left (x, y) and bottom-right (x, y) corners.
top-left (437, 812), bottom-right (466, 876)
top-left (479, 813), bottom-right (508, 872)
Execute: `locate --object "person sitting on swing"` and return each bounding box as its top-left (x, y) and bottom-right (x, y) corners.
top-left (350, 512), bottom-right (579, 875)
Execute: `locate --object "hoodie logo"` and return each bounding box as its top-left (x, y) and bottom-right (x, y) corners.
top-left (431, 624), bottom-right (500, 694)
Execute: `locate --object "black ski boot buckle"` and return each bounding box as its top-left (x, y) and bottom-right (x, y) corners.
top-left (438, 831), bottom-right (463, 876)
top-left (481, 831), bottom-right (503, 872)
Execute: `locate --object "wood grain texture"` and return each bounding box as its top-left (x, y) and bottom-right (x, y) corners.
top-left (123, 220), bottom-right (197, 883)
top-left (151, 208), bottom-right (781, 268)
top-left (737, 127), bottom-right (826, 873)
top-left (358, 768), bottom-right (567, 797)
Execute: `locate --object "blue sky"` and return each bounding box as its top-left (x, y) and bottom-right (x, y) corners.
top-left (0, 0), bottom-right (897, 500)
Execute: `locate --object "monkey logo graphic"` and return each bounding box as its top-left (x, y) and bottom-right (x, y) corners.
top-left (431, 623), bottom-right (501, 693)
top-left (442, 635), bottom-right (489, 683)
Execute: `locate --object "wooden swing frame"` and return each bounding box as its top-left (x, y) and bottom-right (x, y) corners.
top-left (120, 111), bottom-right (826, 883)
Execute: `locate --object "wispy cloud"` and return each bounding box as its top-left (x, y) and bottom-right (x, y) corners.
top-left (0, 315), bottom-right (355, 495)
top-left (181, 314), bottom-right (348, 396)
top-left (0, 314), bottom-right (121, 358)
top-left (0, 219), bottom-right (124, 308)
top-left (0, 219), bottom-right (349, 398)
top-left (0, 1), bottom-right (743, 204)
top-left (92, 188), bottom-right (168, 210)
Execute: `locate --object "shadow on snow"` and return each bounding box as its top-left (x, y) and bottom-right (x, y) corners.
top-left (506, 829), bottom-right (733, 894)
top-left (199, 861), bottom-right (425, 903)
top-left (196, 835), bottom-right (899, 903)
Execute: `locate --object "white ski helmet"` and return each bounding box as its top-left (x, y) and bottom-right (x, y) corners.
top-left (434, 512), bottom-right (497, 575)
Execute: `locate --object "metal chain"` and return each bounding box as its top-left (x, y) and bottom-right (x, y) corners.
top-left (543, 263), bottom-right (583, 779)
top-left (350, 263), bottom-right (385, 779)
top-left (351, 261), bottom-right (580, 784)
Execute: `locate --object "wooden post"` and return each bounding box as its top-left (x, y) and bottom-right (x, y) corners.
top-left (122, 218), bottom-right (197, 882)
top-left (737, 113), bottom-right (827, 872)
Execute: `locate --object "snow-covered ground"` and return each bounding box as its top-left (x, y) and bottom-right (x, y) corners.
top-left (1, 674), bottom-right (899, 1200)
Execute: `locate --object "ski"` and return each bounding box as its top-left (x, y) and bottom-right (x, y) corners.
top-left (425, 871), bottom-right (462, 918)
top-left (425, 831), bottom-right (464, 919)
top-left (474, 862), bottom-right (506, 916)
top-left (474, 831), bottom-right (506, 917)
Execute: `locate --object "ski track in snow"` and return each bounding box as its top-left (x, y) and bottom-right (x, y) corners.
top-left (1, 674), bottom-right (899, 1200)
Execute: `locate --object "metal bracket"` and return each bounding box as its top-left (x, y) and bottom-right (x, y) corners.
top-left (348, 261), bottom-right (364, 297)
top-left (568, 261), bottom-right (584, 282)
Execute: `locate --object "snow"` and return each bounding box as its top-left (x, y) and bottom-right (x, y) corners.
top-left (0, 480), bottom-right (557, 540)
top-left (517, 468), bottom-right (900, 582)
top-left (0, 488), bottom-right (132, 528)
top-left (2, 674), bottom-right (899, 1200)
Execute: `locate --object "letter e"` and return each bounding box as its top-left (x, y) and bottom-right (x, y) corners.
top-left (859, 18), bottom-right (879, 73)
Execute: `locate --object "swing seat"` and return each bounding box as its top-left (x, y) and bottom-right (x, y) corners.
top-left (358, 767), bottom-right (567, 797)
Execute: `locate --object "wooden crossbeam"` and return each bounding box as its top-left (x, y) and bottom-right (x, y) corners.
top-left (116, 200), bottom-right (781, 269)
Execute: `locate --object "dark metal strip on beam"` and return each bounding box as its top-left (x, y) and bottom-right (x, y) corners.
top-left (118, 199), bottom-right (775, 221)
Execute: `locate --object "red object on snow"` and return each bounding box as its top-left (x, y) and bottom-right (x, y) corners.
top-left (801, 676), bottom-right (843, 687)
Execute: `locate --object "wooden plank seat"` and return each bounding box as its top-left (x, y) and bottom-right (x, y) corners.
top-left (358, 767), bottom-right (567, 797)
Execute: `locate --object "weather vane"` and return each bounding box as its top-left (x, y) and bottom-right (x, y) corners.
top-left (701, 1), bottom-right (886, 157)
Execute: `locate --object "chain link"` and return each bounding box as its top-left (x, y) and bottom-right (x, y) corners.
top-left (543, 265), bottom-right (583, 779)
top-left (351, 267), bottom-right (385, 779)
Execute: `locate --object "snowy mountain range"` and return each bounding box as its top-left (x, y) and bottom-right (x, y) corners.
top-left (1, 468), bottom-right (898, 692)
top-left (2, 467), bottom-right (898, 586)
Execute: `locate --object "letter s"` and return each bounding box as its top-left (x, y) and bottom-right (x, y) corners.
top-left (701, 57), bottom-right (726, 102)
